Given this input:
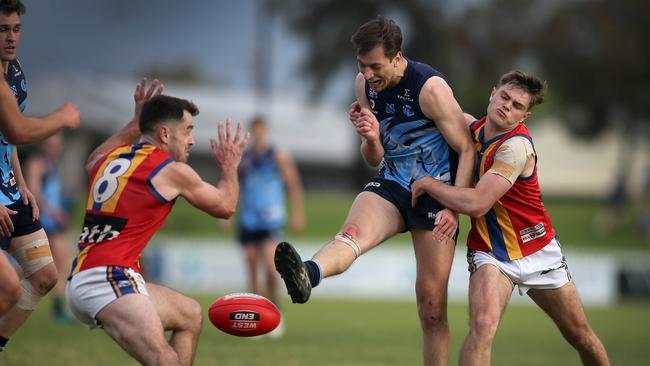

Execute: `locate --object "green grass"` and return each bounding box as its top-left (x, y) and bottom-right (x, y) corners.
top-left (2, 297), bottom-right (649, 365)
top-left (144, 191), bottom-right (649, 250)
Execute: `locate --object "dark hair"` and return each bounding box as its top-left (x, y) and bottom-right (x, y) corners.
top-left (139, 95), bottom-right (199, 135)
top-left (0, 0), bottom-right (25, 16)
top-left (351, 15), bottom-right (402, 59)
top-left (497, 70), bottom-right (546, 110)
top-left (249, 115), bottom-right (267, 128)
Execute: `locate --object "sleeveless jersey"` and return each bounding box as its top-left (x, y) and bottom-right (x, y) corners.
top-left (0, 59), bottom-right (27, 205)
top-left (238, 147), bottom-right (286, 230)
top-left (365, 59), bottom-right (456, 190)
top-left (467, 117), bottom-right (555, 261)
top-left (69, 143), bottom-right (175, 275)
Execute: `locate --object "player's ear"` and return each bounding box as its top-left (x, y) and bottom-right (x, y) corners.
top-left (158, 125), bottom-right (171, 144)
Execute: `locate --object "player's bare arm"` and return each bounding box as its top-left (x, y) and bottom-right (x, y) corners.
top-left (86, 78), bottom-right (164, 172)
top-left (412, 173), bottom-right (511, 218)
top-left (353, 73), bottom-right (384, 167)
top-left (0, 78), bottom-right (79, 145)
top-left (11, 148), bottom-right (38, 220)
top-left (412, 137), bottom-right (534, 217)
top-left (275, 149), bottom-right (305, 232)
top-left (419, 76), bottom-right (475, 189)
top-left (152, 120), bottom-right (249, 218)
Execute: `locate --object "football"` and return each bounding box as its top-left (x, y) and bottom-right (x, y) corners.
top-left (208, 293), bottom-right (281, 337)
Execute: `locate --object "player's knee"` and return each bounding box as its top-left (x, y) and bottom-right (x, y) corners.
top-left (29, 263), bottom-right (59, 295)
top-left (11, 238), bottom-right (56, 293)
top-left (416, 297), bottom-right (448, 332)
top-left (564, 323), bottom-right (598, 352)
top-left (335, 224), bottom-right (363, 259)
top-left (180, 297), bottom-right (203, 334)
top-left (469, 313), bottom-right (500, 341)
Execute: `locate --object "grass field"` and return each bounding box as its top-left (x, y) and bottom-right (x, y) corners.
top-left (2, 297), bottom-right (649, 365)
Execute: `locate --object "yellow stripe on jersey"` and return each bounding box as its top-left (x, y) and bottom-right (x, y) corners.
top-left (493, 200), bottom-right (523, 259)
top-left (71, 243), bottom-right (95, 275)
top-left (474, 216), bottom-right (493, 252)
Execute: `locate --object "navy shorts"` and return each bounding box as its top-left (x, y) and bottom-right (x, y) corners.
top-left (238, 227), bottom-right (282, 246)
top-left (0, 200), bottom-right (43, 250)
top-left (363, 177), bottom-right (445, 232)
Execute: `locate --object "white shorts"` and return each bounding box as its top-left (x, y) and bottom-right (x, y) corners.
top-left (66, 266), bottom-right (149, 328)
top-left (467, 237), bottom-right (571, 296)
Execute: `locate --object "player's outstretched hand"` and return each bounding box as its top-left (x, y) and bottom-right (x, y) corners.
top-left (55, 102), bottom-right (80, 129)
top-left (210, 119), bottom-right (250, 171)
top-left (354, 107), bottom-right (380, 142)
top-left (432, 208), bottom-right (458, 242)
top-left (134, 78), bottom-right (164, 120)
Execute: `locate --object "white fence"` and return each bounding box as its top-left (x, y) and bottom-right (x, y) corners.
top-left (148, 239), bottom-right (624, 305)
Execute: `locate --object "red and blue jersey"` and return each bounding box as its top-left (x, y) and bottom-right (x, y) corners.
top-left (70, 142), bottom-right (175, 275)
top-left (467, 117), bottom-right (555, 261)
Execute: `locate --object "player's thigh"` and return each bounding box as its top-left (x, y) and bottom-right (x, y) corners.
top-left (341, 191), bottom-right (405, 251)
top-left (147, 283), bottom-right (202, 332)
top-left (528, 281), bottom-right (592, 334)
top-left (411, 229), bottom-right (455, 292)
top-left (96, 293), bottom-right (168, 352)
top-left (467, 264), bottom-right (513, 323)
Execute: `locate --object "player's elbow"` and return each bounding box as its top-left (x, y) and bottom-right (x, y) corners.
top-left (468, 202), bottom-right (491, 218)
top-left (3, 128), bottom-right (29, 145)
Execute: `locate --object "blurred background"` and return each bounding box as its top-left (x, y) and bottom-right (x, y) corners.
top-left (8, 0), bottom-right (650, 365)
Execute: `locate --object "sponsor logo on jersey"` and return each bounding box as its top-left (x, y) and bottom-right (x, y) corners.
top-left (397, 88), bottom-right (414, 103)
top-left (403, 104), bottom-right (415, 117)
top-left (78, 214), bottom-right (128, 244)
top-left (519, 222), bottom-right (546, 243)
top-left (368, 87), bottom-right (378, 99)
top-left (386, 103), bottom-right (395, 114)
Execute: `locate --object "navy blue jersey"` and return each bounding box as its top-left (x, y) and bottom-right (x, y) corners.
top-left (238, 147), bottom-right (286, 230)
top-left (365, 59), bottom-right (455, 190)
top-left (0, 59), bottom-right (27, 205)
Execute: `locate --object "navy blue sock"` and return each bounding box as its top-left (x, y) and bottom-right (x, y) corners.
top-left (304, 260), bottom-right (322, 288)
top-left (0, 336), bottom-right (8, 352)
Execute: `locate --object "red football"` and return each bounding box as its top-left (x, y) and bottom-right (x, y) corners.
top-left (208, 293), bottom-right (281, 337)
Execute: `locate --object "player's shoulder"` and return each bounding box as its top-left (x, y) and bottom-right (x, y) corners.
top-left (499, 136), bottom-right (534, 159)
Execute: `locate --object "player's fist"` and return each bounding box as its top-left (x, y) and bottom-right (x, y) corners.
top-left (57, 102), bottom-right (80, 128)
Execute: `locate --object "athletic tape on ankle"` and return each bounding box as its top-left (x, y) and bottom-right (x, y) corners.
top-left (335, 232), bottom-right (361, 258)
top-left (10, 238), bottom-right (53, 278)
top-left (17, 279), bottom-right (44, 310)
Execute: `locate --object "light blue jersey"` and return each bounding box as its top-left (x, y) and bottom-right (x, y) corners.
top-left (365, 59), bottom-right (457, 191)
top-left (39, 158), bottom-right (64, 233)
top-left (238, 148), bottom-right (286, 230)
top-left (0, 59), bottom-right (28, 205)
